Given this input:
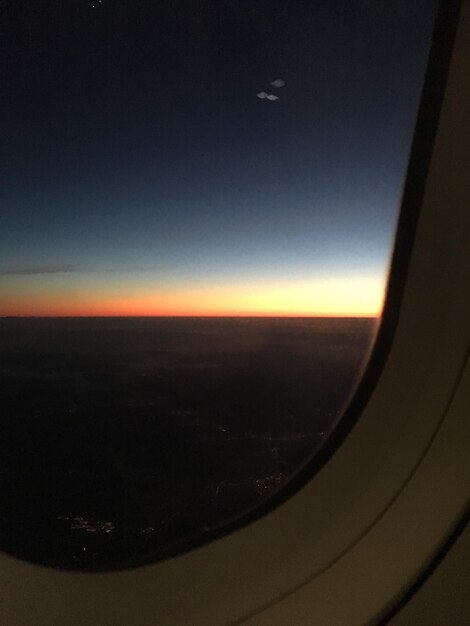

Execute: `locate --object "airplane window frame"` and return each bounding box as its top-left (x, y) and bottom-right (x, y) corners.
top-left (48, 0), bottom-right (460, 571)
top-left (0, 0), bottom-right (468, 624)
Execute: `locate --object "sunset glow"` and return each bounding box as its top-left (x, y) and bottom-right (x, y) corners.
top-left (0, 275), bottom-right (383, 317)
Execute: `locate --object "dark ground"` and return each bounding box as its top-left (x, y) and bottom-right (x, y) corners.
top-left (0, 316), bottom-right (376, 569)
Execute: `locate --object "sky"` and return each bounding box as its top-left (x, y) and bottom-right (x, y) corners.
top-left (0, 0), bottom-right (438, 317)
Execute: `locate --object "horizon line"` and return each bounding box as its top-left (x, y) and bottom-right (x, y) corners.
top-left (0, 314), bottom-right (379, 319)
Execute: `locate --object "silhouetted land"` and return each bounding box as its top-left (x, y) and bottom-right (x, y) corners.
top-left (0, 316), bottom-right (377, 569)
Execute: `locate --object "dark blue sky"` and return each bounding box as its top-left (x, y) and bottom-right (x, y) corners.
top-left (0, 0), bottom-right (438, 315)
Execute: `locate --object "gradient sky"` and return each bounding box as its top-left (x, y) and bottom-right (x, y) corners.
top-left (0, 0), bottom-right (437, 316)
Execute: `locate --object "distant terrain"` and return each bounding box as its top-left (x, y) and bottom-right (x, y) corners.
top-left (0, 317), bottom-right (376, 569)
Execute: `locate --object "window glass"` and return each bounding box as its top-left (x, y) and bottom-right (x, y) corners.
top-left (0, 0), bottom-right (437, 569)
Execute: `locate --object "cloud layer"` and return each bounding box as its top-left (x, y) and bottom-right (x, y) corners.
top-left (0, 265), bottom-right (80, 276)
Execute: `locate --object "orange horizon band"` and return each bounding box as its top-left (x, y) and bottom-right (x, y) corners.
top-left (0, 274), bottom-right (385, 317)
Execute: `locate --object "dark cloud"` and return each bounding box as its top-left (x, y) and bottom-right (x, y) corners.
top-left (0, 265), bottom-right (81, 276)
top-left (0, 265), bottom-right (162, 276)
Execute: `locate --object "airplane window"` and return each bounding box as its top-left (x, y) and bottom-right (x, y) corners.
top-left (0, 1), bottom-right (438, 569)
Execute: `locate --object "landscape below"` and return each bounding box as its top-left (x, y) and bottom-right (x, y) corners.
top-left (0, 316), bottom-right (376, 569)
